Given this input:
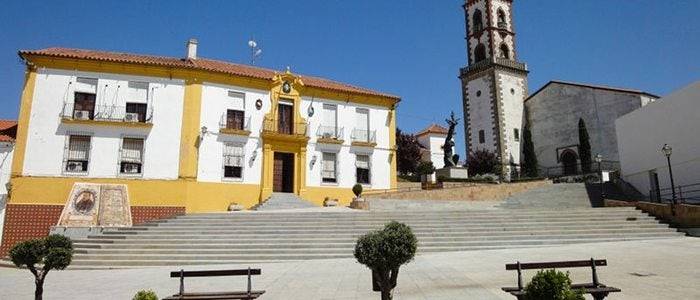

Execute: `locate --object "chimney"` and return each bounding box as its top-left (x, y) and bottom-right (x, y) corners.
top-left (186, 38), bottom-right (198, 60)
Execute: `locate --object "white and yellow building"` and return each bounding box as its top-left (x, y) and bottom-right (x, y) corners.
top-left (1, 40), bottom-right (399, 254)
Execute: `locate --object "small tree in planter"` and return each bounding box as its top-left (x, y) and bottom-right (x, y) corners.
top-left (416, 161), bottom-right (436, 182)
top-left (9, 234), bottom-right (73, 300)
top-left (354, 221), bottom-right (418, 300)
top-left (353, 183), bottom-right (363, 198)
top-left (524, 269), bottom-right (584, 300)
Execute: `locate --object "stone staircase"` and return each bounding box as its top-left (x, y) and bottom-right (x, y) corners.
top-left (69, 207), bottom-right (684, 267)
top-left (254, 192), bottom-right (316, 210)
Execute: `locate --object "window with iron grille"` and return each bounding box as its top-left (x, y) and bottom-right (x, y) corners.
top-left (73, 92), bottom-right (96, 120)
top-left (65, 135), bottom-right (91, 173)
top-left (479, 130), bottom-right (485, 144)
top-left (223, 143), bottom-right (244, 179)
top-left (356, 154), bottom-right (371, 185)
top-left (126, 103), bottom-right (148, 122)
top-left (120, 138), bottom-right (144, 175)
top-left (226, 109), bottom-right (245, 130)
top-left (322, 152), bottom-right (337, 183)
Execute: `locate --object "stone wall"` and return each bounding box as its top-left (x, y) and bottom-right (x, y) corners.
top-left (368, 180), bottom-right (551, 201)
top-left (604, 199), bottom-right (700, 227)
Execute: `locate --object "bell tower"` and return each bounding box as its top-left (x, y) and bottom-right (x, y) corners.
top-left (459, 0), bottom-right (529, 180)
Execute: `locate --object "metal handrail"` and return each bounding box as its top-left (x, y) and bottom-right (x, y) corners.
top-left (262, 116), bottom-right (308, 136)
top-left (351, 129), bottom-right (376, 143)
top-left (219, 114), bottom-right (251, 131)
top-left (61, 102), bottom-right (153, 123)
top-left (316, 125), bottom-right (344, 140)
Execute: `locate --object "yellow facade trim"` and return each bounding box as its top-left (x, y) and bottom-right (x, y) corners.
top-left (178, 79), bottom-right (203, 180)
top-left (388, 109), bottom-right (398, 189)
top-left (10, 67), bottom-right (37, 177)
top-left (218, 128), bottom-right (251, 136)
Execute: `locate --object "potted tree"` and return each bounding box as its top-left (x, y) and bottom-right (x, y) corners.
top-left (350, 183), bottom-right (369, 210)
top-left (354, 221), bottom-right (418, 300)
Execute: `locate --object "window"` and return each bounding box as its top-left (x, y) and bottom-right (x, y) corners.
top-left (120, 138), bottom-right (144, 175)
top-left (474, 44), bottom-right (487, 62)
top-left (226, 109), bottom-right (245, 130)
top-left (223, 143), bottom-right (244, 179)
top-left (126, 103), bottom-right (148, 122)
top-left (472, 9), bottom-right (483, 32)
top-left (479, 130), bottom-right (485, 144)
top-left (72, 78), bottom-right (97, 120)
top-left (356, 155), bottom-right (371, 185)
top-left (497, 9), bottom-right (507, 28)
top-left (514, 128), bottom-right (520, 142)
top-left (65, 135), bottom-right (91, 173)
top-left (321, 104), bottom-right (338, 138)
top-left (500, 44), bottom-right (511, 59)
top-left (354, 108), bottom-right (371, 142)
top-left (322, 152), bottom-right (337, 183)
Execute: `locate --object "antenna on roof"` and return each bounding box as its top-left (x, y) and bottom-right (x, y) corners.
top-left (248, 39), bottom-right (262, 65)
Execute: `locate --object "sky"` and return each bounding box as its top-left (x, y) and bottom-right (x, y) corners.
top-left (0, 0), bottom-right (698, 157)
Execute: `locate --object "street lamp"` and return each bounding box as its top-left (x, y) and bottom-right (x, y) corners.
top-left (661, 144), bottom-right (676, 205)
top-left (594, 154), bottom-right (603, 201)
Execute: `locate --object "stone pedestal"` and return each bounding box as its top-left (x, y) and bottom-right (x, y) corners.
top-left (350, 197), bottom-right (369, 210)
top-left (435, 166), bottom-right (469, 180)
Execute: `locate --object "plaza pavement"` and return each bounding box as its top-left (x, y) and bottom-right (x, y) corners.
top-left (0, 237), bottom-right (698, 299)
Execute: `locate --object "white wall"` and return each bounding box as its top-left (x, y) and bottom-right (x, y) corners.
top-left (418, 134), bottom-right (447, 169)
top-left (497, 70), bottom-right (526, 165)
top-left (197, 82), bottom-right (270, 184)
top-left (466, 75), bottom-right (496, 154)
top-left (616, 81), bottom-right (700, 196)
top-left (0, 142), bottom-right (13, 195)
top-left (303, 97), bottom-right (392, 189)
top-left (23, 68), bottom-right (184, 179)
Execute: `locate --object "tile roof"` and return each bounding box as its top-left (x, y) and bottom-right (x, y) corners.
top-left (19, 48), bottom-right (400, 100)
top-left (416, 123), bottom-right (449, 136)
top-left (0, 120), bottom-right (18, 142)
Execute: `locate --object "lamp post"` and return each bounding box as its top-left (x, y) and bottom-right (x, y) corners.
top-left (661, 144), bottom-right (676, 205)
top-left (594, 154), bottom-right (603, 201)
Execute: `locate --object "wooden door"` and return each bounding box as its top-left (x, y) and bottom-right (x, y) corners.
top-left (273, 154), bottom-right (284, 192)
top-left (273, 153), bottom-right (294, 193)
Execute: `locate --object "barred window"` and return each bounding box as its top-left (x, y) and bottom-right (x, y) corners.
top-left (479, 130), bottom-right (485, 144)
top-left (322, 152), bottom-right (337, 183)
top-left (120, 138), bottom-right (144, 175)
top-left (356, 155), bottom-right (370, 185)
top-left (223, 143), bottom-right (244, 179)
top-left (514, 128), bottom-right (520, 142)
top-left (65, 135), bottom-right (91, 173)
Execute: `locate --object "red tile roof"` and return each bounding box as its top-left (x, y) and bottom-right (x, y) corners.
top-left (0, 120), bottom-right (18, 142)
top-left (416, 124), bottom-right (449, 137)
top-left (19, 48), bottom-right (400, 101)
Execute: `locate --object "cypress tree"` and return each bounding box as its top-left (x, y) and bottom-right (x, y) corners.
top-left (522, 122), bottom-right (538, 177)
top-left (578, 118), bottom-right (592, 173)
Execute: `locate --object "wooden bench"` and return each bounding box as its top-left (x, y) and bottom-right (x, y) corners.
top-left (502, 258), bottom-right (621, 300)
top-left (163, 268), bottom-right (265, 300)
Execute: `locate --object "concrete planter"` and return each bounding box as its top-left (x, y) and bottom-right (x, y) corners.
top-left (350, 197), bottom-right (369, 210)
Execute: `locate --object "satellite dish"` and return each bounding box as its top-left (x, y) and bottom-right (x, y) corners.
top-left (248, 40), bottom-right (257, 48)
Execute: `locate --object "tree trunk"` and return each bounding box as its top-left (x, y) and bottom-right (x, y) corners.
top-left (35, 275), bottom-right (45, 300)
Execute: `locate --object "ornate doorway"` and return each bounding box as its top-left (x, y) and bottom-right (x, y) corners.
top-left (273, 152), bottom-right (294, 193)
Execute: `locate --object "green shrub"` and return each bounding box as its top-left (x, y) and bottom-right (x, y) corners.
top-left (133, 290), bottom-right (158, 300)
top-left (10, 234), bottom-right (73, 300)
top-left (354, 221), bottom-right (418, 300)
top-left (416, 161), bottom-right (436, 176)
top-left (524, 269), bottom-right (584, 300)
top-left (352, 183), bottom-right (363, 197)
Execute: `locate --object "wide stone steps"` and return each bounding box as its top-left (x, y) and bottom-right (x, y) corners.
top-left (68, 207), bottom-right (683, 267)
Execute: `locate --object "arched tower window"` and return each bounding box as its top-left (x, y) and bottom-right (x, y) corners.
top-left (497, 9), bottom-right (507, 28)
top-left (473, 10), bottom-right (483, 32)
top-left (499, 44), bottom-right (510, 59)
top-left (474, 44), bottom-right (487, 62)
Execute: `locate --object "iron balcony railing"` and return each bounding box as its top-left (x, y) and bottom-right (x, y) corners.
top-left (351, 129), bottom-right (376, 144)
top-left (61, 103), bottom-right (153, 123)
top-left (460, 57), bottom-right (528, 76)
top-left (316, 125), bottom-right (344, 140)
top-left (262, 116), bottom-right (308, 136)
top-left (219, 114), bottom-right (251, 132)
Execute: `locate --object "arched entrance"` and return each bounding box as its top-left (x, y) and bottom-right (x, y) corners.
top-left (560, 150), bottom-right (578, 175)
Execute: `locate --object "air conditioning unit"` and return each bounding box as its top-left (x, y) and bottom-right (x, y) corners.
top-left (73, 110), bottom-right (91, 120)
top-left (122, 163), bottom-right (141, 174)
top-left (66, 161), bottom-right (85, 172)
top-left (124, 113), bottom-right (140, 122)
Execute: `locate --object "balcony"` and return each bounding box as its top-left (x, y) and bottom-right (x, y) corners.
top-left (316, 125), bottom-right (344, 144)
top-left (261, 116), bottom-right (309, 142)
top-left (60, 103), bottom-right (153, 128)
top-left (460, 57), bottom-right (528, 77)
top-left (219, 114), bottom-right (251, 136)
top-left (351, 129), bottom-right (377, 147)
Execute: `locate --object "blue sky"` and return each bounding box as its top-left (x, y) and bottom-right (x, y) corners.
top-left (0, 0), bottom-right (698, 157)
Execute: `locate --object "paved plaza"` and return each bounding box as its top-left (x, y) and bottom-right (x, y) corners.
top-left (1, 237), bottom-right (698, 299)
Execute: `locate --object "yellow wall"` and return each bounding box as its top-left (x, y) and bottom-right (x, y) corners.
top-left (302, 186), bottom-right (356, 207)
top-left (10, 68), bottom-right (37, 177)
top-left (178, 79), bottom-right (203, 180)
